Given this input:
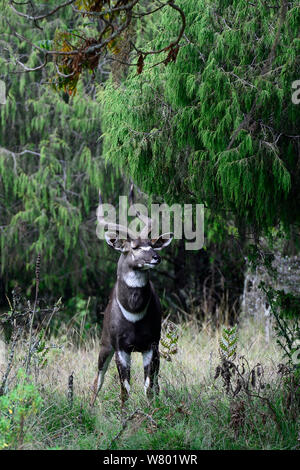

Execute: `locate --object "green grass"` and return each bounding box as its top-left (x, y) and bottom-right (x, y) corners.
top-left (1, 318), bottom-right (299, 449)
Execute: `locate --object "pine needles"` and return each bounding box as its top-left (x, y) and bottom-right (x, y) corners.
top-left (100, 0), bottom-right (300, 234)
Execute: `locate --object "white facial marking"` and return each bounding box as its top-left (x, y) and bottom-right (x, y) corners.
top-left (117, 297), bottom-right (149, 323)
top-left (144, 376), bottom-right (150, 394)
top-left (142, 263), bottom-right (156, 269)
top-left (118, 350), bottom-right (131, 368)
top-left (141, 246), bottom-right (152, 251)
top-left (143, 350), bottom-right (153, 367)
top-left (124, 379), bottom-right (130, 394)
top-left (124, 270), bottom-right (148, 288)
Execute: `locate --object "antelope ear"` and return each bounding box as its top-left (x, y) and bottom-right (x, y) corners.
top-left (104, 232), bottom-right (130, 252)
top-left (151, 232), bottom-right (174, 250)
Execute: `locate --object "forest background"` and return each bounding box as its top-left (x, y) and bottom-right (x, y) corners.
top-left (0, 0), bottom-right (299, 450)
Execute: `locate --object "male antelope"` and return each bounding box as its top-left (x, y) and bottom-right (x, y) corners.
top-left (91, 189), bottom-right (173, 407)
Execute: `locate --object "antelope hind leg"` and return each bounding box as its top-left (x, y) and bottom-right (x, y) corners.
top-left (90, 347), bottom-right (114, 407)
top-left (115, 350), bottom-right (131, 409)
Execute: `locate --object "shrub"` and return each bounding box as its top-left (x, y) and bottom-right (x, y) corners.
top-left (0, 369), bottom-right (43, 449)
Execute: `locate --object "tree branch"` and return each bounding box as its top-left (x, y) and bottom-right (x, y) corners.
top-left (9, 0), bottom-right (77, 22)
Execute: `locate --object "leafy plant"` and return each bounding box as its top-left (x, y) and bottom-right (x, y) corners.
top-left (0, 258), bottom-right (62, 395)
top-left (219, 325), bottom-right (238, 361)
top-left (0, 369), bottom-right (43, 449)
top-left (101, 0), bottom-right (299, 236)
top-left (64, 296), bottom-right (94, 343)
top-left (8, 0), bottom-right (186, 94)
top-left (260, 282), bottom-right (300, 367)
top-left (0, 5), bottom-right (120, 298)
top-left (160, 321), bottom-right (179, 361)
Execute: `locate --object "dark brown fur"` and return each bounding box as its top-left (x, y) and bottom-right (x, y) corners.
top-left (90, 235), bottom-right (172, 407)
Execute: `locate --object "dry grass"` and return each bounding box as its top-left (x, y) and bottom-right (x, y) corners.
top-left (0, 316), bottom-right (298, 450)
top-left (1, 316), bottom-right (280, 398)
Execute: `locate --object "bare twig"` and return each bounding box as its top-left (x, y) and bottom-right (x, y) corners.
top-left (8, 0), bottom-right (186, 79)
top-left (9, 0), bottom-right (77, 22)
top-left (108, 408), bottom-right (157, 448)
top-left (0, 327), bottom-right (21, 396)
top-left (68, 371), bottom-right (74, 408)
top-left (25, 253), bottom-right (41, 374)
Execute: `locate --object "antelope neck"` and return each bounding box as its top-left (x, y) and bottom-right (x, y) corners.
top-left (122, 269), bottom-right (149, 288)
top-left (116, 296), bottom-right (150, 323)
top-left (116, 269), bottom-right (151, 322)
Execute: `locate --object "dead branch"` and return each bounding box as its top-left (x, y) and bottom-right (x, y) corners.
top-left (0, 327), bottom-right (22, 396)
top-left (7, 0), bottom-right (186, 84)
top-left (9, 0), bottom-right (77, 22)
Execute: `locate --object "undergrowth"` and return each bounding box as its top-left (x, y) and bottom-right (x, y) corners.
top-left (0, 315), bottom-right (299, 450)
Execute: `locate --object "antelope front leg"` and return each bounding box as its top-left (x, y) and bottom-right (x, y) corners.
top-left (115, 350), bottom-right (131, 407)
top-left (143, 344), bottom-right (160, 399)
top-left (90, 346), bottom-right (114, 407)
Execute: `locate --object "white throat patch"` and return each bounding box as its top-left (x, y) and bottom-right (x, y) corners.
top-left (123, 270), bottom-right (148, 288)
top-left (116, 297), bottom-right (150, 323)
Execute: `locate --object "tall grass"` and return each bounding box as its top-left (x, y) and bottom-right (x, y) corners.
top-left (0, 316), bottom-right (299, 450)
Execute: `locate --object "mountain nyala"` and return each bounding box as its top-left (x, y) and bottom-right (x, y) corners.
top-left (90, 187), bottom-right (173, 407)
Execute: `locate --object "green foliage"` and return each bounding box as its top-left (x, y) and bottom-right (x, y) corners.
top-left (160, 321), bottom-right (179, 361)
top-left (7, 1), bottom-right (185, 95)
top-left (34, 377), bottom-right (299, 450)
top-left (219, 325), bottom-right (238, 360)
top-left (0, 369), bottom-right (43, 449)
top-left (261, 283), bottom-right (300, 366)
top-left (0, 5), bottom-right (122, 298)
top-left (5, 373), bottom-right (297, 450)
top-left (0, 320), bottom-right (299, 449)
top-left (100, 0), bottom-right (300, 234)
top-left (247, 244), bottom-right (276, 277)
top-left (63, 296), bottom-right (95, 341)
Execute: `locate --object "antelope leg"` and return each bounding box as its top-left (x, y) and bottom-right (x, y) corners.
top-left (143, 344), bottom-right (160, 399)
top-left (90, 346), bottom-right (114, 406)
top-left (115, 350), bottom-right (131, 407)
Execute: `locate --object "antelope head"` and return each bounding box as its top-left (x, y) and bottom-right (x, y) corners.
top-left (96, 185), bottom-right (173, 273)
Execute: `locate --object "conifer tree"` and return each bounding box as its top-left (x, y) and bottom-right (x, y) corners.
top-left (0, 5), bottom-right (122, 297)
top-left (100, 0), bottom-right (300, 235)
